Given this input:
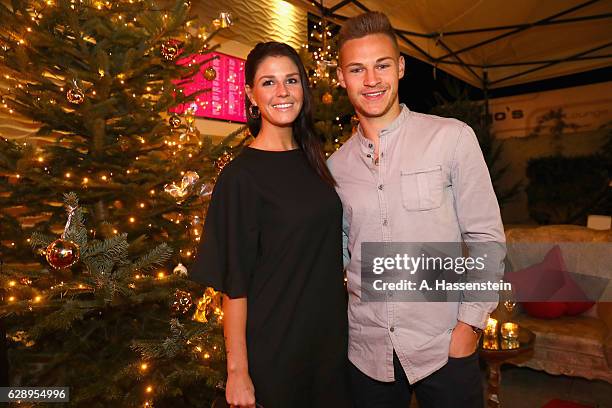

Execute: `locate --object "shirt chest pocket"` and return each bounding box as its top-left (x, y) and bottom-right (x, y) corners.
top-left (400, 165), bottom-right (444, 211)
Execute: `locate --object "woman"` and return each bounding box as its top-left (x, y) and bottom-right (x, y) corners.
top-left (192, 42), bottom-right (350, 408)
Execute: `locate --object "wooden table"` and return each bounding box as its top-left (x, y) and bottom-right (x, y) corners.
top-left (479, 326), bottom-right (535, 407)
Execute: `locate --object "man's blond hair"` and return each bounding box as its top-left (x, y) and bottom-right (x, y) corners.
top-left (337, 11), bottom-right (398, 55)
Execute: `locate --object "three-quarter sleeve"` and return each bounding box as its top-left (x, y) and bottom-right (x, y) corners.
top-left (191, 164), bottom-right (259, 298)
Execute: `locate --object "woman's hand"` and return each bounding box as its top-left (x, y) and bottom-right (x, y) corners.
top-left (226, 369), bottom-right (256, 408)
top-left (222, 295), bottom-right (255, 407)
top-left (448, 321), bottom-right (479, 358)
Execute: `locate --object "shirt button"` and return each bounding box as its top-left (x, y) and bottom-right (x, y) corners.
top-left (378, 184), bottom-right (384, 190)
top-left (390, 327), bottom-right (395, 332)
top-left (367, 154), bottom-right (371, 158)
top-left (383, 219), bottom-right (388, 226)
top-left (368, 143), bottom-right (373, 148)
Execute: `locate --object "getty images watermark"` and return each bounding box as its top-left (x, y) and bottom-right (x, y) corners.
top-left (361, 242), bottom-right (508, 302)
top-left (371, 252), bottom-right (509, 291)
top-left (360, 242), bottom-right (610, 303)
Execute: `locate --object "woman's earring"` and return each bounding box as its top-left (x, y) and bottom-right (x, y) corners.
top-left (248, 105), bottom-right (260, 119)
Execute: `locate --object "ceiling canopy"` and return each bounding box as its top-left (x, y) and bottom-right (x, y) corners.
top-left (289, 0), bottom-right (612, 89)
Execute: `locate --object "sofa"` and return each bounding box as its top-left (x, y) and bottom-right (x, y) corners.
top-left (494, 225), bottom-right (612, 383)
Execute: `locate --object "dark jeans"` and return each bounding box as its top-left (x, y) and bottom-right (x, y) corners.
top-left (349, 351), bottom-right (483, 408)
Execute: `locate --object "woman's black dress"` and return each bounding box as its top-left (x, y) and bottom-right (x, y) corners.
top-left (192, 146), bottom-right (350, 407)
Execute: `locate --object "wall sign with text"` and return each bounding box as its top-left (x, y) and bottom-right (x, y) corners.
top-left (487, 81), bottom-right (612, 139)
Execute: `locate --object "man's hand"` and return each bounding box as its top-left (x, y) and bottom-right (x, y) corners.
top-left (226, 369), bottom-right (256, 408)
top-left (449, 321), bottom-right (479, 358)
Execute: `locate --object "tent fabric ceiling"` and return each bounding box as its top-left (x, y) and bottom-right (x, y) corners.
top-left (291, 0), bottom-right (612, 89)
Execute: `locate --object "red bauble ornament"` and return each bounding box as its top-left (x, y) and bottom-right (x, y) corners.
top-left (45, 238), bottom-right (80, 269)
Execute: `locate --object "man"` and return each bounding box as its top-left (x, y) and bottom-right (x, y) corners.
top-left (328, 11), bottom-right (506, 408)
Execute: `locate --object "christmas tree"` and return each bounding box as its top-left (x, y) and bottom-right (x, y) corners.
top-left (0, 1), bottom-right (251, 405)
top-left (301, 13), bottom-right (354, 156)
top-left (0, 0), bottom-right (249, 264)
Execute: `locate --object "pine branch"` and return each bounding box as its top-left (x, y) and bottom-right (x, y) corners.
top-left (81, 233), bottom-right (128, 258)
top-left (131, 242), bottom-right (173, 273)
top-left (29, 300), bottom-right (96, 339)
top-left (29, 232), bottom-right (57, 249)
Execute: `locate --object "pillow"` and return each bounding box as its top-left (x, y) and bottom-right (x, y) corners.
top-left (505, 245), bottom-right (595, 319)
top-left (504, 245), bottom-right (566, 301)
top-left (551, 272), bottom-right (595, 315)
top-left (565, 301), bottom-right (595, 316)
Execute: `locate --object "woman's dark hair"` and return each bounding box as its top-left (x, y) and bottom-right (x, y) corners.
top-left (244, 42), bottom-right (336, 187)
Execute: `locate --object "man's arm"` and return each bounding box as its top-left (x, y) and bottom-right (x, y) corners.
top-left (451, 124), bottom-right (507, 330)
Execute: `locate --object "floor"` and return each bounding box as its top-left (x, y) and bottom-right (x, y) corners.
top-left (496, 366), bottom-right (612, 408)
top-left (409, 366), bottom-right (612, 408)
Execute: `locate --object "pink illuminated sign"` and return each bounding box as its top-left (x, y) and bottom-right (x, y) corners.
top-left (172, 51), bottom-right (246, 123)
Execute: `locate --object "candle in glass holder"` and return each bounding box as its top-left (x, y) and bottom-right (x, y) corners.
top-left (482, 336), bottom-right (499, 350)
top-left (484, 317), bottom-right (498, 337)
top-left (501, 339), bottom-right (520, 350)
top-left (501, 322), bottom-right (519, 340)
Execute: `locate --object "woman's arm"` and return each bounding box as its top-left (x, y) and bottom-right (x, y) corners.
top-left (223, 295), bottom-right (256, 408)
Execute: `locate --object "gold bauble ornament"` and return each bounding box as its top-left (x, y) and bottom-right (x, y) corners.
top-left (322, 92), bottom-right (333, 105)
top-left (45, 238), bottom-right (80, 269)
top-left (171, 289), bottom-right (193, 315)
top-left (204, 67), bottom-right (217, 81)
top-left (161, 41), bottom-right (179, 61)
top-left (169, 114), bottom-right (181, 128)
top-left (215, 151), bottom-right (234, 172)
top-left (66, 87), bottom-right (85, 105)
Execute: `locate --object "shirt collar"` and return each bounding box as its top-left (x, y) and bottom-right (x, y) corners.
top-left (356, 104), bottom-right (410, 149)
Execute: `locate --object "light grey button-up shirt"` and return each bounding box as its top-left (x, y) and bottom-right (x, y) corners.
top-left (328, 105), bottom-right (506, 383)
